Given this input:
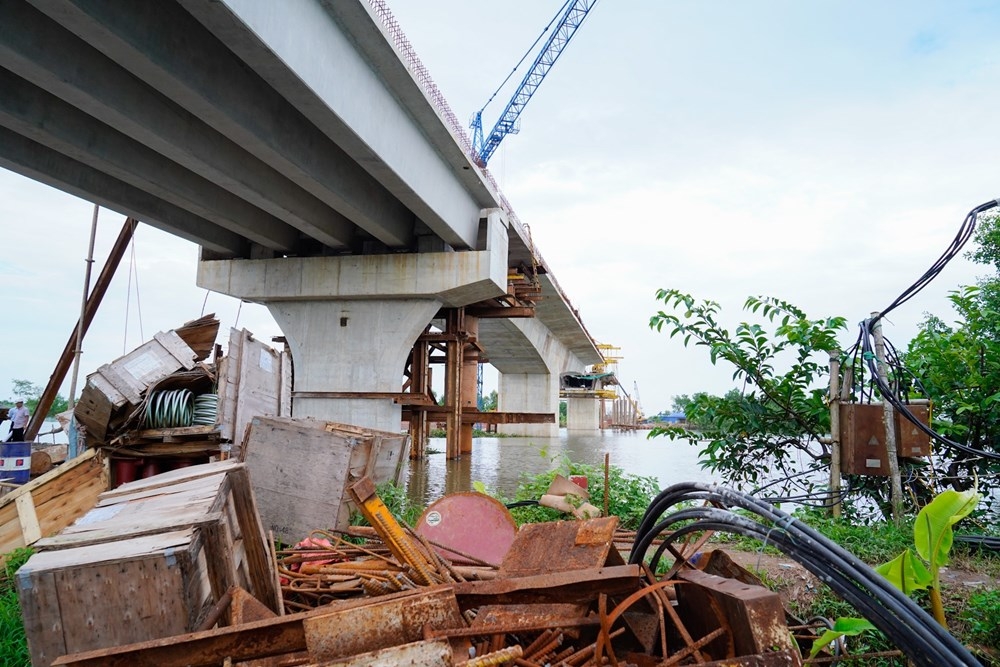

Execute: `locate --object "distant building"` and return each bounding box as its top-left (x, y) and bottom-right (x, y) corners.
top-left (655, 412), bottom-right (686, 425)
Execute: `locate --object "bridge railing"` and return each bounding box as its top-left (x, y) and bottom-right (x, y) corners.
top-left (364, 1), bottom-right (526, 232)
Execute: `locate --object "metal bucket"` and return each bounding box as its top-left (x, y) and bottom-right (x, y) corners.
top-left (0, 441), bottom-right (31, 484)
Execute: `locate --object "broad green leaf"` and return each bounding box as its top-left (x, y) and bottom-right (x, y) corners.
top-left (913, 489), bottom-right (981, 568)
top-left (876, 549), bottom-right (932, 594)
top-left (809, 617), bottom-right (877, 659)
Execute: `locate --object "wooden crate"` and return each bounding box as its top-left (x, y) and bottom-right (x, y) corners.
top-left (0, 449), bottom-right (107, 561)
top-left (216, 327), bottom-right (291, 449)
top-left (75, 330), bottom-right (198, 442)
top-left (17, 460), bottom-right (278, 666)
top-left (240, 416), bottom-right (407, 545)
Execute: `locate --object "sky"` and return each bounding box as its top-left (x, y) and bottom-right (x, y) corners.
top-left (2, 1), bottom-right (1000, 416)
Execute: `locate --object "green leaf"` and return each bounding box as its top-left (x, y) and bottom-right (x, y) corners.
top-left (876, 549), bottom-right (932, 594)
top-left (809, 617), bottom-right (877, 659)
top-left (913, 489), bottom-right (981, 569)
top-left (472, 480), bottom-right (487, 494)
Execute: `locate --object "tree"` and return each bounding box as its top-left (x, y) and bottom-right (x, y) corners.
top-left (481, 390), bottom-right (498, 412)
top-left (649, 290), bottom-right (847, 498)
top-left (6, 379), bottom-right (69, 418)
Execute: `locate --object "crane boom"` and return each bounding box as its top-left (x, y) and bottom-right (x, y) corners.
top-left (471, 0), bottom-right (598, 166)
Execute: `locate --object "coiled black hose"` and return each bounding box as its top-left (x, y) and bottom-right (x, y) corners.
top-left (628, 482), bottom-right (979, 667)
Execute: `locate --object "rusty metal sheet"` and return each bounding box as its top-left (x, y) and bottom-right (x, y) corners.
top-left (470, 603), bottom-right (589, 631)
top-left (454, 564), bottom-right (640, 609)
top-left (303, 586), bottom-right (463, 661)
top-left (498, 516), bottom-right (619, 578)
top-left (415, 492), bottom-right (517, 566)
top-left (311, 639), bottom-right (453, 666)
top-left (676, 569), bottom-right (797, 661)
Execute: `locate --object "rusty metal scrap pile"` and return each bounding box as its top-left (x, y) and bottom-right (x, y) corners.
top-left (54, 476), bottom-right (816, 667)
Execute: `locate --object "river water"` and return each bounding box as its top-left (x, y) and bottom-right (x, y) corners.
top-left (402, 429), bottom-right (719, 508)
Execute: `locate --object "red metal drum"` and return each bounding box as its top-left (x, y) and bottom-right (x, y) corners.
top-left (415, 492), bottom-right (517, 567)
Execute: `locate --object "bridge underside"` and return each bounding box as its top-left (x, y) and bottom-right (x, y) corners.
top-left (1, 0), bottom-right (603, 446)
top-left (0, 0), bottom-right (493, 256)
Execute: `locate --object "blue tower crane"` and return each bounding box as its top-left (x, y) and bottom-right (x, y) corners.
top-left (471, 0), bottom-right (598, 167)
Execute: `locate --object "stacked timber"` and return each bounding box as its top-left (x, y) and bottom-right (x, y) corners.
top-left (17, 460), bottom-right (278, 666)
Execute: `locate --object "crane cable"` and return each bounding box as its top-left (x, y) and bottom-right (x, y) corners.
top-left (476, 0), bottom-right (574, 116)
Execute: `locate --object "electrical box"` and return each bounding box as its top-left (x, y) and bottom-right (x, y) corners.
top-left (895, 404), bottom-right (932, 457)
top-left (839, 403), bottom-right (931, 476)
top-left (840, 403), bottom-right (889, 475)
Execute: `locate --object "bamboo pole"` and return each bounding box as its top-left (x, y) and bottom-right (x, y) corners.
top-left (871, 314), bottom-right (904, 524)
top-left (828, 350), bottom-right (842, 518)
top-left (68, 205), bottom-right (100, 412)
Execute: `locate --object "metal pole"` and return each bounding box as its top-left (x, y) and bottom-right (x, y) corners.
top-left (68, 205), bottom-right (100, 411)
top-left (828, 350), bottom-right (842, 518)
top-left (871, 313), bottom-right (904, 524)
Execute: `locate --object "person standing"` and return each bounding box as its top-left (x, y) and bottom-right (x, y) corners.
top-left (8, 400), bottom-right (30, 442)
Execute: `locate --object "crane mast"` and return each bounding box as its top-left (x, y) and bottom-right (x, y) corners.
top-left (471, 0), bottom-right (598, 166)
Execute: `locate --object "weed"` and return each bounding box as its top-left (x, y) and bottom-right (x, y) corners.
top-left (962, 588), bottom-right (1000, 650)
top-left (504, 452), bottom-right (658, 529)
top-left (349, 481), bottom-right (424, 528)
top-left (0, 547), bottom-right (33, 667)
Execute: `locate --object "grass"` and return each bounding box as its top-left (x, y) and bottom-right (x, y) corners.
top-left (0, 547), bottom-right (32, 667)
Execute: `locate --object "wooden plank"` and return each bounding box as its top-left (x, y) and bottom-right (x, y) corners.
top-left (153, 330), bottom-right (198, 369)
top-left (98, 460), bottom-right (241, 499)
top-left (131, 425), bottom-right (220, 439)
top-left (35, 513), bottom-right (224, 550)
top-left (234, 332), bottom-right (282, 454)
top-left (215, 329), bottom-right (242, 442)
top-left (227, 465), bottom-right (281, 612)
top-left (0, 450), bottom-right (107, 559)
top-left (96, 362), bottom-right (144, 405)
top-left (15, 492), bottom-right (41, 545)
top-left (241, 417), bottom-right (356, 545)
top-left (19, 570), bottom-right (66, 667)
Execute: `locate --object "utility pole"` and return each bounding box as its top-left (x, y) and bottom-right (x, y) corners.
top-left (828, 350), bottom-right (842, 518)
top-left (871, 314), bottom-right (904, 524)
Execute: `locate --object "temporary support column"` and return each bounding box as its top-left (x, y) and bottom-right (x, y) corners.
top-left (443, 309), bottom-right (464, 460)
top-left (461, 314), bottom-right (480, 455)
top-left (407, 329), bottom-right (431, 459)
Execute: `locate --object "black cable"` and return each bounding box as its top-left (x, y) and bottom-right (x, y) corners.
top-left (628, 482), bottom-right (979, 666)
top-left (846, 199), bottom-right (1000, 461)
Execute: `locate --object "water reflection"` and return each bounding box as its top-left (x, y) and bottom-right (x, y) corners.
top-left (403, 429), bottom-right (718, 508)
